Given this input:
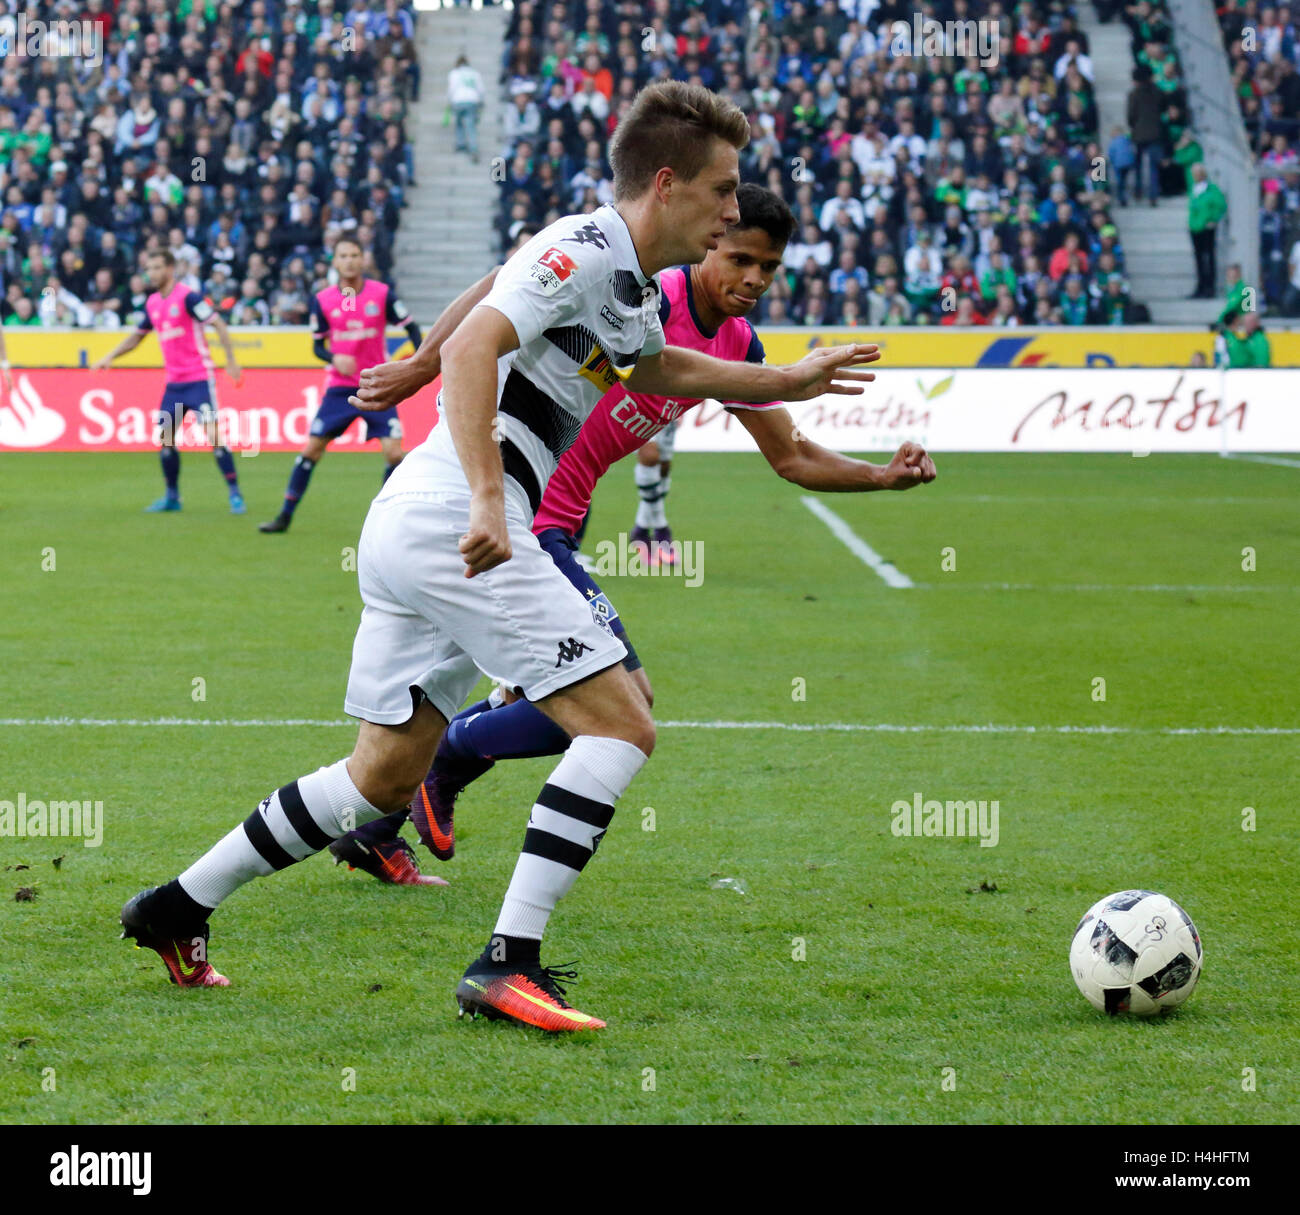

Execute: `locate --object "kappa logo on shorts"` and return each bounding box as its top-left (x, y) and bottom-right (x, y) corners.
top-left (554, 637), bottom-right (594, 667)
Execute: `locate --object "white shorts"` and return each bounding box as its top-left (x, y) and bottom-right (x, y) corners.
top-left (343, 490), bottom-right (627, 724)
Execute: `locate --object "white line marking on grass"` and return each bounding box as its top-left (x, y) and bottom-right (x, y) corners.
top-left (1221, 452), bottom-right (1300, 469)
top-left (663, 722), bottom-right (1300, 736)
top-left (2, 717), bottom-right (1296, 736)
top-left (801, 496), bottom-right (913, 588)
top-left (911, 583), bottom-right (1296, 593)
top-left (944, 495), bottom-right (1293, 505)
top-left (0, 716), bottom-right (351, 727)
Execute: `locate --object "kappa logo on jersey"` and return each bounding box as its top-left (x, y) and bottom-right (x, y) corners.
top-left (554, 637), bottom-right (594, 667)
top-left (577, 344), bottom-right (631, 392)
top-left (529, 247), bottom-right (579, 294)
top-left (599, 304), bottom-right (625, 329)
top-left (564, 222), bottom-right (608, 250)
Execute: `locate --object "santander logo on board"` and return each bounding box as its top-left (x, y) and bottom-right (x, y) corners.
top-left (0, 375), bottom-right (67, 447)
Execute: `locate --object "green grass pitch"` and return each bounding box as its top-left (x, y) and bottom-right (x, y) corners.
top-left (1, 449), bottom-right (1297, 1124)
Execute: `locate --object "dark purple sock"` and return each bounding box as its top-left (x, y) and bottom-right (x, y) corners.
top-left (442, 696), bottom-right (571, 763)
top-left (348, 809), bottom-right (408, 845)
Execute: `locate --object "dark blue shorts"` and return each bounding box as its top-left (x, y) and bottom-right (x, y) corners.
top-left (535, 527), bottom-right (642, 673)
top-left (156, 379), bottom-right (217, 432)
top-left (311, 386), bottom-right (402, 442)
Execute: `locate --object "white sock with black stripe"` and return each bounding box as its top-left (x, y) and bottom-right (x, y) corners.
top-left (177, 759), bottom-right (383, 910)
top-left (493, 735), bottom-right (647, 941)
top-left (634, 462), bottom-right (664, 530)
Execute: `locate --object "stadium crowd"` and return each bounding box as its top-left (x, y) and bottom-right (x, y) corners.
top-left (0, 0), bottom-right (419, 329)
top-left (1214, 0), bottom-right (1300, 314)
top-left (496, 0), bottom-right (1157, 326)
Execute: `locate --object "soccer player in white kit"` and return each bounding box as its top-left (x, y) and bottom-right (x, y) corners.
top-left (120, 83), bottom-right (884, 1031)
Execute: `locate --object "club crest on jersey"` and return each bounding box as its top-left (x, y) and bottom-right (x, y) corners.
top-left (564, 222), bottom-right (608, 250)
top-left (364, 300), bottom-right (379, 316)
top-left (578, 344), bottom-right (629, 392)
top-left (529, 247), bottom-right (578, 294)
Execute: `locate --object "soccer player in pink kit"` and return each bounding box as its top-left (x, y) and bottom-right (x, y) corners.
top-left (259, 236), bottom-right (422, 534)
top-left (93, 249), bottom-right (245, 513)
top-left (333, 184), bottom-right (937, 871)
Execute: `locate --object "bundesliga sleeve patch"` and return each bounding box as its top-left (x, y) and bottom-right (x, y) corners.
top-left (529, 247), bottom-right (579, 294)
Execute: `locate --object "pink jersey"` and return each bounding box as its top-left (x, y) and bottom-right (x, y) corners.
top-left (531, 267), bottom-right (778, 536)
top-left (140, 282), bottom-right (215, 383)
top-left (314, 280), bottom-right (407, 389)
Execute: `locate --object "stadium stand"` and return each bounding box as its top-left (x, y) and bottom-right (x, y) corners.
top-left (1213, 0), bottom-right (1300, 314)
top-left (494, 0), bottom-right (1151, 326)
top-left (0, 0), bottom-right (419, 328)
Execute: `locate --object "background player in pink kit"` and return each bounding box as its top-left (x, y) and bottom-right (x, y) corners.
top-left (333, 184), bottom-right (937, 873)
top-left (259, 237), bottom-right (422, 534)
top-left (93, 249), bottom-right (245, 514)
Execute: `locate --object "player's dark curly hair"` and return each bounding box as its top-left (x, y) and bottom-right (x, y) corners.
top-left (732, 183), bottom-right (796, 250)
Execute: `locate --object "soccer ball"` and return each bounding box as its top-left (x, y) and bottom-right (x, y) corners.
top-left (1069, 890), bottom-right (1202, 1016)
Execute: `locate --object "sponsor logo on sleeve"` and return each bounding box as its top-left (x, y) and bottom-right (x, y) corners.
top-left (577, 344), bottom-right (629, 392)
top-left (529, 247), bottom-right (579, 294)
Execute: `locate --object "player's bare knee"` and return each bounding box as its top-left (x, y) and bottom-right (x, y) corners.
top-left (616, 704), bottom-right (656, 755)
top-left (350, 713), bottom-right (441, 811)
top-left (634, 720), bottom-right (657, 756)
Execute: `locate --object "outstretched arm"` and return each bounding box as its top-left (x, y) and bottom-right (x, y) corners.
top-left (350, 266), bottom-right (501, 411)
top-left (735, 406), bottom-right (936, 490)
top-left (91, 328), bottom-right (147, 371)
top-left (625, 341), bottom-right (881, 403)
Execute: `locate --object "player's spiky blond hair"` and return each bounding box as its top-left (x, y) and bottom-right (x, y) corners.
top-left (610, 82), bottom-right (750, 202)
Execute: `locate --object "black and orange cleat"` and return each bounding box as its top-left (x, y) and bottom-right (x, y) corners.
top-left (456, 959), bottom-right (605, 1032)
top-left (410, 751), bottom-right (493, 861)
top-left (120, 887), bottom-right (229, 988)
top-left (328, 832), bottom-right (447, 887)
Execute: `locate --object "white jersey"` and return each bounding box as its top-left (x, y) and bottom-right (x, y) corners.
top-left (386, 204), bottom-right (666, 516)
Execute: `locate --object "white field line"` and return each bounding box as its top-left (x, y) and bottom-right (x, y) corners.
top-left (941, 495), bottom-right (1296, 504)
top-left (1220, 452), bottom-right (1300, 469)
top-left (1, 717), bottom-right (1296, 736)
top-left (801, 496), bottom-right (913, 588)
top-left (911, 583), bottom-right (1296, 593)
